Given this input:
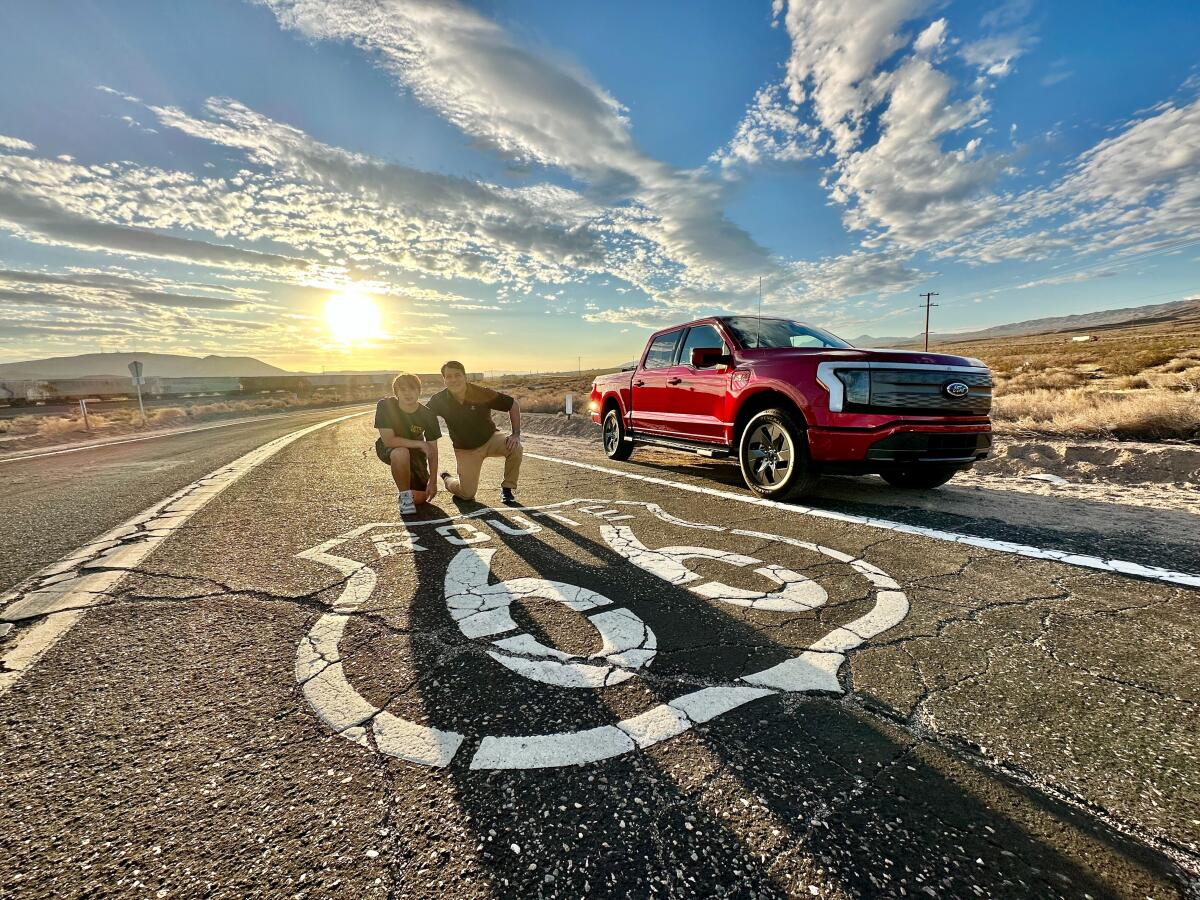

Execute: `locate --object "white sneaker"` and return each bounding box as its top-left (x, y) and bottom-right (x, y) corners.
top-left (397, 490), bottom-right (417, 516)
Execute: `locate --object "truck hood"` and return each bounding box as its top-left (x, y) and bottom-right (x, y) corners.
top-left (741, 347), bottom-right (987, 368)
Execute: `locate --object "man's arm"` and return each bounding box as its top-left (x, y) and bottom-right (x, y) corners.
top-left (425, 441), bottom-right (439, 499)
top-left (377, 428), bottom-right (429, 450)
top-left (506, 400), bottom-right (521, 450)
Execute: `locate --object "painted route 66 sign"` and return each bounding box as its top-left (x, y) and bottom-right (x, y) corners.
top-left (295, 500), bottom-right (908, 770)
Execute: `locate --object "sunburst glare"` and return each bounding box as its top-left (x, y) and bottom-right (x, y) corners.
top-left (324, 291), bottom-right (382, 344)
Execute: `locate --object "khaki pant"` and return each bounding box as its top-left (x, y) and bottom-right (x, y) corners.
top-left (445, 432), bottom-right (522, 499)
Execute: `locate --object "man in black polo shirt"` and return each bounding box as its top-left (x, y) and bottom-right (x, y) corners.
top-left (427, 360), bottom-right (522, 503)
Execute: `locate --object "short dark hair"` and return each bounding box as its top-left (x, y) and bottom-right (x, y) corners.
top-left (440, 360), bottom-right (466, 375)
top-left (392, 372), bottom-right (421, 394)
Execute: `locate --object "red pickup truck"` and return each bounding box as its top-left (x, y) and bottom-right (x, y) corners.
top-left (590, 316), bottom-right (992, 499)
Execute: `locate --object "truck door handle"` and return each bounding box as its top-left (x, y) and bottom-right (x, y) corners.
top-left (634, 379), bottom-right (645, 387)
top-left (667, 377), bottom-right (683, 385)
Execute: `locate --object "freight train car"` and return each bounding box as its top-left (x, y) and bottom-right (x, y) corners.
top-left (22, 377), bottom-right (134, 403)
top-left (0, 371), bottom-right (411, 406)
top-left (147, 376), bottom-right (241, 397)
top-left (238, 375), bottom-right (314, 396)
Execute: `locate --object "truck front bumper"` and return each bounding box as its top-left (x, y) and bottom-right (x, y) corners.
top-left (808, 422), bottom-right (992, 472)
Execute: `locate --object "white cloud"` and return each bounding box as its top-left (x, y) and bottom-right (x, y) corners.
top-left (913, 18), bottom-right (947, 56)
top-left (831, 57), bottom-right (1002, 247)
top-left (717, 1), bottom-right (1005, 250)
top-left (789, 248), bottom-right (928, 299)
top-left (0, 135), bottom-right (35, 152)
top-left (0, 268), bottom-right (254, 310)
top-left (779, 0), bottom-right (931, 157)
top-left (944, 93), bottom-right (1200, 264)
top-left (1040, 68), bottom-right (1073, 87)
top-left (710, 84), bottom-right (818, 169)
top-left (259, 0), bottom-right (778, 295)
top-left (1061, 98), bottom-right (1200, 208)
top-left (960, 33), bottom-right (1030, 78)
top-left (0, 168), bottom-right (309, 272)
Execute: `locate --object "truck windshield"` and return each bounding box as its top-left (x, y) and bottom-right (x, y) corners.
top-left (723, 317), bottom-right (852, 350)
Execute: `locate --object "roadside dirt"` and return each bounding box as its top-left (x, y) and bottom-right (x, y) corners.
top-left (0, 400), bottom-right (367, 457)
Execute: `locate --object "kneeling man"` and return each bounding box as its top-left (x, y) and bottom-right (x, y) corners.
top-left (375, 372), bottom-right (440, 516)
top-left (427, 360), bottom-right (522, 503)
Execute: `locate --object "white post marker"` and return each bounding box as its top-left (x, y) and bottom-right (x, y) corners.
top-left (128, 360), bottom-right (147, 426)
top-left (79, 398), bottom-right (91, 432)
top-left (565, 392), bottom-right (574, 418)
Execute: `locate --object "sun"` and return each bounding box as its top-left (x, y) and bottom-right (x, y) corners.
top-left (324, 291), bottom-right (382, 344)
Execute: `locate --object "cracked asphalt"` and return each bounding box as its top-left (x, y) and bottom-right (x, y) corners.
top-left (1, 414), bottom-right (1196, 899)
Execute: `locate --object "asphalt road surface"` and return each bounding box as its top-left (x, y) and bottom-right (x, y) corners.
top-left (0, 405), bottom-right (373, 593)
top-left (1, 415), bottom-right (1196, 899)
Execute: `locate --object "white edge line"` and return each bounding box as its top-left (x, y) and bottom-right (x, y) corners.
top-left (0, 404), bottom-right (372, 464)
top-left (525, 453), bottom-right (1200, 590)
top-left (0, 410), bottom-right (367, 694)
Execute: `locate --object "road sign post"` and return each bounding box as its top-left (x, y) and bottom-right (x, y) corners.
top-left (565, 392), bottom-right (574, 418)
top-left (128, 361), bottom-right (147, 427)
top-left (79, 398), bottom-right (91, 432)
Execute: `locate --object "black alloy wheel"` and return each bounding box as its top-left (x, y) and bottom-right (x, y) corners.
top-left (603, 408), bottom-right (634, 461)
top-left (737, 408), bottom-right (817, 499)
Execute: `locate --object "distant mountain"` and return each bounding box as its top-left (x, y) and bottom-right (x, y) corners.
top-left (0, 352), bottom-right (289, 380)
top-left (850, 297), bottom-right (1200, 348)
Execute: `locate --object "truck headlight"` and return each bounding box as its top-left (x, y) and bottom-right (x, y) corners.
top-left (835, 369), bottom-right (870, 405)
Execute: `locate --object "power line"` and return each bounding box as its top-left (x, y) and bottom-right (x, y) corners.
top-left (918, 292), bottom-right (939, 351)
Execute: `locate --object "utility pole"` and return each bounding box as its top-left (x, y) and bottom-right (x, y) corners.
top-left (577, 356), bottom-right (581, 374)
top-left (918, 292), bottom-right (939, 351)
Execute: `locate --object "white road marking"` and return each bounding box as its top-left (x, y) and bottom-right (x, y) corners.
top-left (295, 501), bottom-right (909, 770)
top-left (0, 405), bottom-right (370, 465)
top-left (445, 547), bottom-right (658, 688)
top-left (527, 453), bottom-right (1200, 589)
top-left (0, 410), bottom-right (367, 695)
top-left (601, 525), bottom-right (829, 612)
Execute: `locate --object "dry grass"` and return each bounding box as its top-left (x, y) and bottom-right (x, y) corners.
top-left (478, 370), bottom-right (612, 414)
top-left (993, 388), bottom-right (1200, 441)
top-left (937, 314), bottom-right (1200, 441)
top-left (0, 395), bottom-right (328, 442)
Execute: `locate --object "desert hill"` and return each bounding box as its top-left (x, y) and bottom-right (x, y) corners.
top-left (0, 352), bottom-right (289, 380)
top-left (851, 297), bottom-right (1200, 348)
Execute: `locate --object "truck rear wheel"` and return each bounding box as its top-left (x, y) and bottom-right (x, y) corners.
top-left (738, 408), bottom-right (817, 500)
top-left (603, 408), bottom-right (634, 461)
top-left (880, 466), bottom-right (960, 489)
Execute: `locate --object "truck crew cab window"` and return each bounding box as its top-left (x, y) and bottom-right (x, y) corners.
top-left (680, 324), bottom-right (729, 367)
top-left (643, 330), bottom-right (682, 369)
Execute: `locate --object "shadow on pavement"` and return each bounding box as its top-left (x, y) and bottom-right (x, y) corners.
top-left (357, 500), bottom-right (1188, 898)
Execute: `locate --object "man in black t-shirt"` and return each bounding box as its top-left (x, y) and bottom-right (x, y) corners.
top-left (426, 360), bottom-right (522, 504)
top-left (375, 372), bottom-right (442, 515)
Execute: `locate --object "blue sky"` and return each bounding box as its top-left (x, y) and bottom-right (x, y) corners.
top-left (0, 0), bottom-right (1197, 373)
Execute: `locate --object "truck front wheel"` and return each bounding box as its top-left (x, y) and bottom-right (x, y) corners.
top-left (738, 408), bottom-right (817, 499)
top-left (603, 408), bottom-right (634, 461)
top-left (880, 466), bottom-right (960, 489)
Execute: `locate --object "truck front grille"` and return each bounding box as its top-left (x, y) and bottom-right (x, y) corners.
top-left (857, 369), bottom-right (992, 415)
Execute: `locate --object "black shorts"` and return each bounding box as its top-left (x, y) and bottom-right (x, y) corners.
top-left (374, 438), bottom-right (429, 490)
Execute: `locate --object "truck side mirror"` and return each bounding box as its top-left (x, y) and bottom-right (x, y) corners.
top-left (690, 347), bottom-right (729, 369)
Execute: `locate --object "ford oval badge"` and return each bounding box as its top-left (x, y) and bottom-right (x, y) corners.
top-left (943, 380), bottom-right (970, 398)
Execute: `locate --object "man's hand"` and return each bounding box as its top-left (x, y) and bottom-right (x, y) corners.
top-left (424, 440), bottom-right (439, 500)
top-left (506, 432), bottom-right (522, 451)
